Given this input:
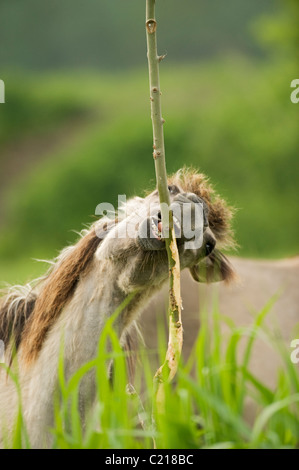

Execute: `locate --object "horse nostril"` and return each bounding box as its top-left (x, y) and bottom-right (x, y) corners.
top-left (205, 238), bottom-right (216, 256)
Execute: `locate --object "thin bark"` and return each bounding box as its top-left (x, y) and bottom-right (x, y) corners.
top-left (145, 0), bottom-right (183, 411)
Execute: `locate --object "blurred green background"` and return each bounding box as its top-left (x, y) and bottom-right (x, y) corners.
top-left (0, 0), bottom-right (298, 285)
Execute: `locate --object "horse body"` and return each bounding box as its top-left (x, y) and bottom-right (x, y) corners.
top-left (0, 169), bottom-right (234, 447)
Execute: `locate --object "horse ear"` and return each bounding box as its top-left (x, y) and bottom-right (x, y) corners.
top-left (189, 250), bottom-right (235, 283)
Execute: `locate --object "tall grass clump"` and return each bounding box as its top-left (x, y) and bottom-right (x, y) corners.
top-left (2, 300), bottom-right (299, 449)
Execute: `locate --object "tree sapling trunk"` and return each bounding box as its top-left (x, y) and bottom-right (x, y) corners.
top-left (145, 0), bottom-right (183, 412)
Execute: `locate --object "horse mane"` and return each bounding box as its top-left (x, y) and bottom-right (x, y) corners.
top-left (0, 225), bottom-right (106, 367)
top-left (0, 285), bottom-right (37, 364)
top-left (20, 227), bottom-right (103, 365)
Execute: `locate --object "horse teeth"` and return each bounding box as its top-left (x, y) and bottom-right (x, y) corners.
top-left (151, 217), bottom-right (162, 239)
top-left (151, 220), bottom-right (159, 237)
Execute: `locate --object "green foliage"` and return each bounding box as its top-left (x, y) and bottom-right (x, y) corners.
top-left (0, 57), bottom-right (298, 285)
top-left (0, 0), bottom-right (274, 71)
top-left (3, 302), bottom-right (299, 449)
top-left (0, 74), bottom-right (88, 150)
top-left (252, 0), bottom-right (299, 63)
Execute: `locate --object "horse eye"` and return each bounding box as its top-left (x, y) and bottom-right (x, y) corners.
top-left (168, 185), bottom-right (180, 195)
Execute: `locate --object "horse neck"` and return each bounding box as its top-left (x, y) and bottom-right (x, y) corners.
top-left (43, 258), bottom-right (147, 373)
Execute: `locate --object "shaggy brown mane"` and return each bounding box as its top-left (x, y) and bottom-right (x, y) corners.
top-left (20, 228), bottom-right (102, 365)
top-left (168, 167), bottom-right (236, 250)
top-left (0, 291), bottom-right (37, 363)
